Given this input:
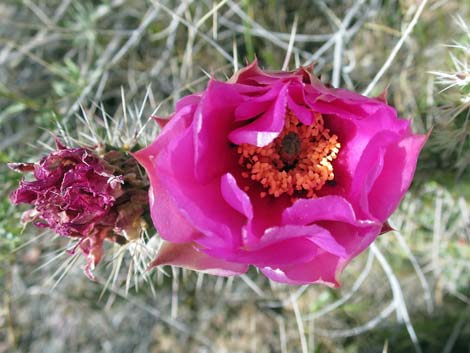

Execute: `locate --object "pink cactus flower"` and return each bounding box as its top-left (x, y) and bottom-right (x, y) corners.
top-left (10, 141), bottom-right (148, 279)
top-left (135, 61), bottom-right (427, 286)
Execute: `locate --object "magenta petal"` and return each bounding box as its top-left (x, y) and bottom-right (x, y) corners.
top-left (134, 101), bottom-right (196, 165)
top-left (367, 133), bottom-right (427, 221)
top-left (153, 93), bottom-right (202, 127)
top-left (148, 181), bottom-right (199, 243)
top-left (229, 59), bottom-right (298, 85)
top-left (134, 113), bottom-right (199, 243)
top-left (220, 173), bottom-right (253, 220)
top-left (283, 196), bottom-right (364, 225)
top-left (156, 131), bottom-right (242, 247)
top-left (220, 172), bottom-right (253, 248)
top-left (203, 224), bottom-right (346, 266)
top-left (203, 237), bottom-right (319, 267)
top-left (307, 86), bottom-right (384, 119)
top-left (259, 224), bottom-right (346, 257)
top-left (228, 84), bottom-right (289, 147)
top-left (234, 81), bottom-right (285, 121)
top-left (287, 94), bottom-right (313, 125)
top-left (320, 221), bottom-right (381, 260)
top-left (193, 80), bottom-right (245, 182)
top-left (324, 106), bottom-right (410, 183)
top-left (175, 93), bottom-right (202, 111)
top-left (228, 59), bottom-right (267, 84)
top-left (154, 117), bottom-right (170, 128)
top-left (151, 241), bottom-right (248, 276)
top-left (234, 99), bottom-right (271, 121)
top-left (347, 131), bottom-right (398, 218)
top-left (248, 192), bottom-right (291, 239)
top-left (261, 253), bottom-right (342, 286)
top-left (149, 121), bottom-right (246, 249)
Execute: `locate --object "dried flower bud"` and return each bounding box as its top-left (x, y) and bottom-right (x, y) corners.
top-left (9, 140), bottom-right (149, 279)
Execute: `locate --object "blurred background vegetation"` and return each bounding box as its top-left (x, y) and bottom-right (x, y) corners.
top-left (0, 0), bottom-right (469, 352)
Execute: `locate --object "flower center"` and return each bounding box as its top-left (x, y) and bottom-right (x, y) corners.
top-left (236, 110), bottom-right (340, 199)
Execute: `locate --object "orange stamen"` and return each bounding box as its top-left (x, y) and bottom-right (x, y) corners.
top-left (236, 110), bottom-right (340, 199)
